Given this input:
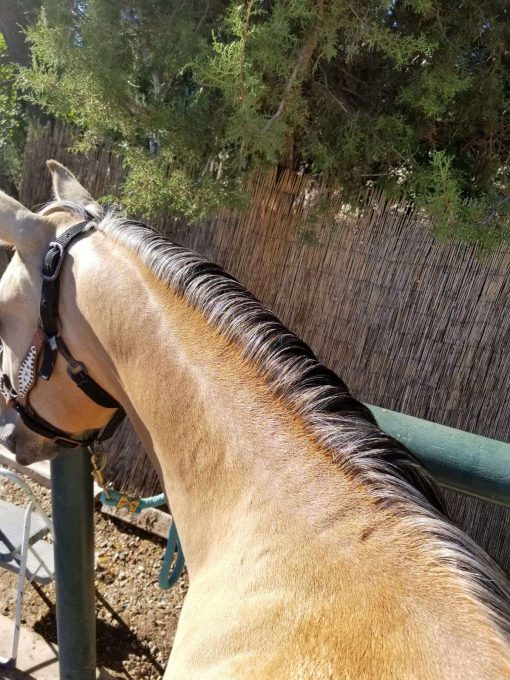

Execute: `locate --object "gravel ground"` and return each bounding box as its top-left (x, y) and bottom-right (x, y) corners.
top-left (0, 465), bottom-right (188, 679)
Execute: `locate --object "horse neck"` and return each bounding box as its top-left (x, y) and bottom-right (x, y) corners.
top-left (64, 233), bottom-right (369, 578)
top-left (60, 232), bottom-right (510, 671)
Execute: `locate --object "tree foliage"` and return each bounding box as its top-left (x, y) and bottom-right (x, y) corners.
top-left (16, 0), bottom-right (510, 244)
top-left (0, 0), bottom-right (42, 65)
top-left (0, 33), bottom-right (26, 186)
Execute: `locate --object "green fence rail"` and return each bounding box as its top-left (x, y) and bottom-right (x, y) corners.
top-left (369, 405), bottom-right (510, 508)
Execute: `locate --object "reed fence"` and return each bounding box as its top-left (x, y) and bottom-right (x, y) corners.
top-left (13, 121), bottom-right (510, 573)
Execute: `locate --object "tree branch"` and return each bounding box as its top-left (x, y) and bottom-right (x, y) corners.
top-left (320, 66), bottom-right (350, 113)
top-left (238, 0), bottom-right (254, 104)
top-left (264, 21), bottom-right (322, 131)
top-left (196, 0), bottom-right (211, 32)
top-left (0, 0), bottom-right (41, 65)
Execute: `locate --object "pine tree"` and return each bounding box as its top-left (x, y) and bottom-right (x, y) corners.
top-left (14, 0), bottom-right (510, 245)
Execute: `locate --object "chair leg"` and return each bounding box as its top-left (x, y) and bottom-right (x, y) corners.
top-left (0, 502), bottom-right (33, 669)
top-left (0, 567), bottom-right (25, 669)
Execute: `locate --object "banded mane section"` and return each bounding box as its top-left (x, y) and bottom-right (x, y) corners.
top-left (44, 201), bottom-right (510, 642)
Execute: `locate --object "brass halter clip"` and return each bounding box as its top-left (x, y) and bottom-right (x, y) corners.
top-left (90, 448), bottom-right (112, 499)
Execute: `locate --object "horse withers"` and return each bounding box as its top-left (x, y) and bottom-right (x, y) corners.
top-left (0, 162), bottom-right (508, 679)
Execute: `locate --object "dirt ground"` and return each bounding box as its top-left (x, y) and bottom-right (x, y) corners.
top-left (0, 465), bottom-right (188, 679)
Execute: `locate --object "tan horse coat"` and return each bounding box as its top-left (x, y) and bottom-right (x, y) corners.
top-left (0, 162), bottom-right (509, 678)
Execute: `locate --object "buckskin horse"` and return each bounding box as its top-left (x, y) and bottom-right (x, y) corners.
top-left (0, 162), bottom-right (509, 679)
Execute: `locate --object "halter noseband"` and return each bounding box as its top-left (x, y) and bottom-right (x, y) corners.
top-left (0, 220), bottom-right (125, 448)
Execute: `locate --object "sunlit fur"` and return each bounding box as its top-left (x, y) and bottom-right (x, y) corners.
top-left (40, 199), bottom-right (510, 649)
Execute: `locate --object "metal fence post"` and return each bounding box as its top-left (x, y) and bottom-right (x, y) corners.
top-left (51, 448), bottom-right (96, 680)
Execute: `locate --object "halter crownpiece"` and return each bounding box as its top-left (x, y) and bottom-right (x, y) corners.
top-left (0, 219), bottom-right (125, 448)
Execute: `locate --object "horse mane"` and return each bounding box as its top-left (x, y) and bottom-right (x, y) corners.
top-left (44, 200), bottom-right (510, 639)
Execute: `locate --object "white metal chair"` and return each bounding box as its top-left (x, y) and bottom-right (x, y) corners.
top-left (0, 469), bottom-right (55, 670)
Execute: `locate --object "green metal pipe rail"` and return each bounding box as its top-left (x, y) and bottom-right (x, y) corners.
top-left (369, 405), bottom-right (510, 509)
top-left (50, 407), bottom-right (510, 677)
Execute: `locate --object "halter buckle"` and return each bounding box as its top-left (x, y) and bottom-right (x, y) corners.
top-left (67, 358), bottom-right (87, 376)
top-left (42, 242), bottom-right (65, 281)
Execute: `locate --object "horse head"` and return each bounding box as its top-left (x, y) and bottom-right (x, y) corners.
top-left (0, 162), bottom-right (119, 464)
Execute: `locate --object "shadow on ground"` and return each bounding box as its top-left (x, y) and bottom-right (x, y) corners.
top-left (32, 588), bottom-right (164, 678)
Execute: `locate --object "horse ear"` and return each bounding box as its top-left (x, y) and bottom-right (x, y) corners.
top-left (46, 160), bottom-right (99, 213)
top-left (0, 190), bottom-right (47, 255)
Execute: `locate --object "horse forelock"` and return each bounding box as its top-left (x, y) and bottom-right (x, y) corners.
top-left (41, 201), bottom-right (510, 641)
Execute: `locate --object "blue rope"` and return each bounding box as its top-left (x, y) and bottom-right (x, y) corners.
top-left (139, 493), bottom-right (167, 509)
top-left (99, 490), bottom-right (185, 588)
top-left (100, 490), bottom-right (167, 514)
top-left (159, 522), bottom-right (185, 590)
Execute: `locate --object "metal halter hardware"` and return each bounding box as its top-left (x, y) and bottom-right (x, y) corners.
top-left (0, 220), bottom-right (125, 449)
top-left (41, 242), bottom-right (65, 281)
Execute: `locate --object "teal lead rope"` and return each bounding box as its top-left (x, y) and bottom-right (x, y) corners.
top-left (99, 490), bottom-right (185, 589)
top-left (159, 522), bottom-right (185, 590)
top-left (100, 490), bottom-right (166, 514)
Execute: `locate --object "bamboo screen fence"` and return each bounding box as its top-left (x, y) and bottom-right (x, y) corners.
top-left (12, 121), bottom-right (510, 572)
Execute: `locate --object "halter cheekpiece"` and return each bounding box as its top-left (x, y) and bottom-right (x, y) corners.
top-left (0, 219), bottom-right (125, 448)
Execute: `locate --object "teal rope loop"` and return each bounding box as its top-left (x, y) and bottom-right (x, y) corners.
top-left (100, 490), bottom-right (166, 514)
top-left (99, 490), bottom-right (185, 589)
top-left (159, 522), bottom-right (185, 590)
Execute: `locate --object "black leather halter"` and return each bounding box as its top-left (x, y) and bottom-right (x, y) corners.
top-left (0, 220), bottom-right (125, 448)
